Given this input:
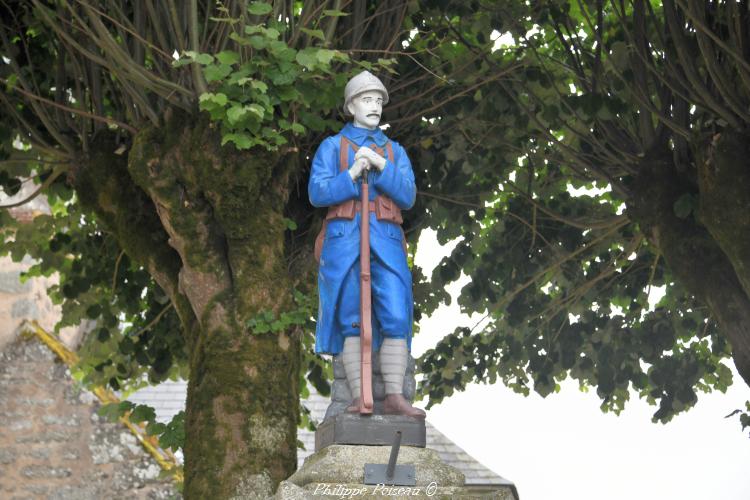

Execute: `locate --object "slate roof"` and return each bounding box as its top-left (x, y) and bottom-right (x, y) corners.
top-left (129, 380), bottom-right (513, 487)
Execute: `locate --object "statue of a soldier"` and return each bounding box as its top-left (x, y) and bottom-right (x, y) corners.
top-left (309, 71), bottom-right (425, 419)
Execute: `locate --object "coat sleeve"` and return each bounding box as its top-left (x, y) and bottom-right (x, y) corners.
top-left (308, 137), bottom-right (359, 208)
top-left (372, 141), bottom-right (416, 210)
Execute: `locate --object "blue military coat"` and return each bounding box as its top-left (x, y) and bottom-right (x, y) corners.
top-left (309, 123), bottom-right (416, 355)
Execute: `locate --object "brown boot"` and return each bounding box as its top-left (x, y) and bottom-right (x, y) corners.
top-left (345, 397), bottom-right (361, 413)
top-left (383, 394), bottom-right (426, 419)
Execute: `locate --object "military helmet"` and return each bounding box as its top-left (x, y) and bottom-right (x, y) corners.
top-left (344, 70), bottom-right (389, 115)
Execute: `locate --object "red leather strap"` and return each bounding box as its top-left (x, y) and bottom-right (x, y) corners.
top-left (339, 136), bottom-right (394, 170)
top-left (340, 137), bottom-right (351, 172)
top-left (386, 141), bottom-right (394, 162)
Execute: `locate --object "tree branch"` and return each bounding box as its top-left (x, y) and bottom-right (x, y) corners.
top-left (188, 0), bottom-right (208, 96)
top-left (0, 77), bottom-right (138, 134)
top-left (0, 165), bottom-right (68, 209)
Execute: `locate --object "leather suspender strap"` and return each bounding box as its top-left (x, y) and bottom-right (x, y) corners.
top-left (339, 136), bottom-right (394, 170)
top-left (327, 136), bottom-right (398, 220)
top-left (340, 136), bottom-right (351, 172)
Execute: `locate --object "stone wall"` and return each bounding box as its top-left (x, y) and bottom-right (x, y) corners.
top-left (0, 255), bottom-right (88, 352)
top-left (0, 336), bottom-right (180, 499)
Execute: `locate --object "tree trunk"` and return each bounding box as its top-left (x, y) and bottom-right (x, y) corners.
top-left (696, 129), bottom-right (750, 308)
top-left (75, 110), bottom-right (302, 498)
top-left (183, 295), bottom-right (300, 498)
top-left (629, 141), bottom-right (750, 387)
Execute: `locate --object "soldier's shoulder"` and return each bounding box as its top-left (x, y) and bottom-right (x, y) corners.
top-left (314, 135), bottom-right (342, 155)
top-left (321, 134), bottom-right (345, 148)
top-left (385, 136), bottom-right (407, 153)
top-left (381, 130), bottom-right (401, 145)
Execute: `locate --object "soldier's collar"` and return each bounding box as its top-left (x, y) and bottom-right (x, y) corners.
top-left (340, 122), bottom-right (389, 147)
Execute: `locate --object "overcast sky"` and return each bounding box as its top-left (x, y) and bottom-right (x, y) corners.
top-left (412, 229), bottom-right (750, 500)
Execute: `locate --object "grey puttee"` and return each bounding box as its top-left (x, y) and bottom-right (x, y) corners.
top-left (379, 338), bottom-right (407, 395)
top-left (342, 336), bottom-right (361, 399)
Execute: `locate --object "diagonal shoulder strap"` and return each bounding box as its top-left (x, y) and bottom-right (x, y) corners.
top-left (340, 136), bottom-right (394, 172)
top-left (340, 136), bottom-right (357, 173)
top-left (385, 141), bottom-right (394, 163)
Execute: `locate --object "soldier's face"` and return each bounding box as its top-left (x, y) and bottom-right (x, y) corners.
top-left (349, 91), bottom-right (383, 129)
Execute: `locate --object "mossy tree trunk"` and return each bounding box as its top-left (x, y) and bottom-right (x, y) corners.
top-left (629, 130), bottom-right (750, 388)
top-left (74, 110), bottom-right (303, 498)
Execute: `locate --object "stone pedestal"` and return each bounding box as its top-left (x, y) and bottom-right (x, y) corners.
top-left (272, 445), bottom-right (515, 499)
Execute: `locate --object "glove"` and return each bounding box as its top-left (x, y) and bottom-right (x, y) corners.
top-left (348, 157), bottom-right (370, 181)
top-left (355, 147), bottom-right (386, 171)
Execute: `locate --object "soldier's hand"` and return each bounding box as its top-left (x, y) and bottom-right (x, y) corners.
top-left (348, 157), bottom-right (370, 181)
top-left (355, 147), bottom-right (386, 171)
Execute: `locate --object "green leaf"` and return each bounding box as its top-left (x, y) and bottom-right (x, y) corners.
top-left (323, 9), bottom-right (349, 17)
top-left (5, 73), bottom-right (18, 91)
top-left (194, 53), bottom-right (214, 65)
top-left (130, 404), bottom-right (156, 423)
top-left (247, 2), bottom-right (273, 15)
top-left (276, 86), bottom-right (299, 101)
top-left (254, 322), bottom-right (270, 334)
top-left (97, 401), bottom-right (131, 422)
top-left (301, 28), bottom-right (325, 41)
top-left (272, 46), bottom-right (297, 62)
top-left (316, 49), bottom-right (336, 65)
top-left (204, 64), bottom-right (233, 82)
top-left (247, 103), bottom-right (265, 119)
top-left (244, 25), bottom-right (264, 35)
top-left (85, 304), bottom-right (102, 319)
top-left (172, 57), bottom-right (192, 68)
top-left (146, 421), bottom-right (167, 435)
top-left (226, 105), bottom-right (248, 125)
top-left (264, 28), bottom-right (281, 40)
top-left (251, 80), bottom-right (269, 93)
top-left (248, 35), bottom-right (268, 49)
top-left (199, 92), bottom-right (228, 107)
top-left (96, 327), bottom-right (110, 342)
top-left (291, 123), bottom-right (305, 134)
top-left (157, 412), bottom-right (185, 451)
top-left (215, 50), bottom-right (240, 65)
top-left (295, 48), bottom-right (318, 69)
top-left (222, 133), bottom-right (254, 149)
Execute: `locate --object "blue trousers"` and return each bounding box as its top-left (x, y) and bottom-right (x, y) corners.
top-left (337, 251), bottom-right (410, 340)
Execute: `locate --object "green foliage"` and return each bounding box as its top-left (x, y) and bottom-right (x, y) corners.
top-left (0, 178), bottom-right (187, 394)
top-left (243, 288), bottom-right (332, 420)
top-left (404, 0), bottom-right (741, 425)
top-left (245, 289), bottom-right (315, 335)
top-left (98, 401), bottom-right (186, 452)
top-left (725, 401), bottom-right (750, 438)
top-left (175, 13), bottom-right (392, 151)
